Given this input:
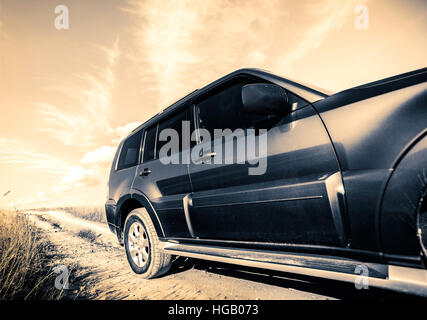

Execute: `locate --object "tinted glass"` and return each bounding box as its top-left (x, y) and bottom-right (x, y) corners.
top-left (143, 125), bottom-right (157, 162)
top-left (156, 108), bottom-right (188, 159)
top-left (117, 131), bottom-right (142, 170)
top-left (196, 83), bottom-right (267, 136)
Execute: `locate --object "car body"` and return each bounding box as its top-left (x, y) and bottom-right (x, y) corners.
top-left (106, 67), bottom-right (427, 296)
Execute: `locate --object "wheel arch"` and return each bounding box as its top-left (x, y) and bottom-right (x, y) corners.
top-left (115, 192), bottom-right (165, 244)
top-left (379, 132), bottom-right (427, 263)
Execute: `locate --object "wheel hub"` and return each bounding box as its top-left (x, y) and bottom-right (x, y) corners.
top-left (128, 222), bottom-right (150, 268)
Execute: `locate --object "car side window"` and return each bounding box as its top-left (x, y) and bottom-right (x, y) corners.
top-left (117, 130), bottom-right (142, 170)
top-left (195, 82), bottom-right (268, 137)
top-left (143, 125), bottom-right (157, 162)
top-left (156, 108), bottom-right (189, 159)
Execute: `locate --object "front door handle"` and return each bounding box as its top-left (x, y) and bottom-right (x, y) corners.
top-left (139, 168), bottom-right (152, 176)
top-left (196, 152), bottom-right (216, 163)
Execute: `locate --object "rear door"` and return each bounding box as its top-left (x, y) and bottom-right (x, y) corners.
top-left (187, 77), bottom-right (347, 246)
top-left (110, 131), bottom-right (143, 201)
top-left (107, 131), bottom-right (143, 227)
top-left (131, 105), bottom-right (193, 238)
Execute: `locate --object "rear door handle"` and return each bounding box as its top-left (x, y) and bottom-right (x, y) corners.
top-left (139, 168), bottom-right (152, 176)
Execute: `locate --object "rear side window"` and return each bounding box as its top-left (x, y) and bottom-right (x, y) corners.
top-left (117, 131), bottom-right (142, 170)
top-left (156, 108), bottom-right (188, 159)
top-left (143, 125), bottom-right (157, 162)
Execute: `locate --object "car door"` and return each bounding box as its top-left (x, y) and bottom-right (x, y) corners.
top-left (108, 130), bottom-right (143, 218)
top-left (187, 77), bottom-right (347, 246)
top-left (131, 105), bottom-right (193, 238)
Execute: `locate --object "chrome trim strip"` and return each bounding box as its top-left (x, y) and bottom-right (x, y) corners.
top-left (325, 172), bottom-right (347, 246)
top-left (161, 242), bottom-right (427, 297)
top-left (183, 194), bottom-right (195, 238)
top-left (193, 195), bottom-right (322, 209)
top-left (163, 243), bottom-right (387, 277)
top-left (165, 237), bottom-right (368, 254)
top-left (389, 265), bottom-right (427, 287)
top-left (192, 180), bottom-right (322, 201)
top-left (155, 207), bottom-right (183, 211)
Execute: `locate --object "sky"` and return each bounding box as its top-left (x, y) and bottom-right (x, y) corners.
top-left (0, 0), bottom-right (426, 209)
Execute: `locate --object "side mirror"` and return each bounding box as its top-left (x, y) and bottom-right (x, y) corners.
top-left (242, 83), bottom-right (290, 115)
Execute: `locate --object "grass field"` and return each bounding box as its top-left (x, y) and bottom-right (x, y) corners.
top-left (54, 207), bottom-right (106, 224)
top-left (36, 206), bottom-right (106, 224)
top-left (0, 210), bottom-right (63, 300)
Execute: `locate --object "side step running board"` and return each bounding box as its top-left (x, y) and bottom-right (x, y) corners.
top-left (161, 242), bottom-right (427, 297)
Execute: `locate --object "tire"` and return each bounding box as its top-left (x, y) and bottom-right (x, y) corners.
top-left (124, 208), bottom-right (172, 278)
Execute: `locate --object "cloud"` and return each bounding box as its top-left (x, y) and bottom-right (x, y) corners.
top-left (61, 166), bottom-right (97, 185)
top-left (53, 165), bottom-right (103, 194)
top-left (49, 119), bottom-right (141, 199)
top-left (0, 138), bottom-right (69, 175)
top-left (0, 137), bottom-right (107, 206)
top-left (278, 0), bottom-right (362, 71)
top-left (37, 38), bottom-right (121, 148)
top-left (37, 191), bottom-right (47, 199)
top-left (124, 0), bottom-right (365, 100)
top-left (125, 0), bottom-right (285, 108)
top-left (80, 145), bottom-right (116, 164)
top-left (109, 121), bottom-right (142, 144)
top-left (0, 17), bottom-right (11, 44)
top-left (27, 36), bottom-right (143, 205)
top-left (124, 0), bottom-right (362, 107)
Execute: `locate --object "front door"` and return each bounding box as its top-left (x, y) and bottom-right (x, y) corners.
top-left (187, 78), bottom-right (347, 246)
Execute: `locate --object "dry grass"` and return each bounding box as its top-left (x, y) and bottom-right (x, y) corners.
top-left (0, 210), bottom-right (63, 300)
top-left (36, 206), bottom-right (106, 223)
top-left (56, 206), bottom-right (106, 224)
top-left (77, 229), bottom-right (98, 242)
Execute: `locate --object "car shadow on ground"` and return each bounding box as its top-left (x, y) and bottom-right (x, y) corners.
top-left (168, 257), bottom-right (424, 300)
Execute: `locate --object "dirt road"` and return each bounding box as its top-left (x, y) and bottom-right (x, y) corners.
top-left (24, 210), bottom-right (408, 300)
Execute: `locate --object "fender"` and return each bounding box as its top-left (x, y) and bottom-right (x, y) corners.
top-left (379, 134), bottom-right (427, 263)
top-left (314, 81), bottom-right (427, 252)
top-left (113, 193), bottom-right (132, 228)
top-left (110, 193), bottom-right (132, 242)
top-left (130, 189), bottom-right (166, 238)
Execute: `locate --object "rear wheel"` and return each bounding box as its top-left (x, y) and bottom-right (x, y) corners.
top-left (124, 208), bottom-right (172, 278)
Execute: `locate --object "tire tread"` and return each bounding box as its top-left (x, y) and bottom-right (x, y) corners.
top-left (124, 208), bottom-right (172, 278)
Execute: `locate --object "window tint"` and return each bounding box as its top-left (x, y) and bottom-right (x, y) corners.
top-left (143, 125), bottom-right (157, 162)
top-left (195, 83), bottom-right (267, 137)
top-left (117, 131), bottom-right (142, 170)
top-left (156, 108), bottom-right (188, 159)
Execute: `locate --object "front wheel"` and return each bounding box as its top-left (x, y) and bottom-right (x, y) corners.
top-left (417, 188), bottom-right (427, 265)
top-left (124, 208), bottom-right (172, 278)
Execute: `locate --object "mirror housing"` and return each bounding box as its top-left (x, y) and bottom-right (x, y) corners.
top-left (242, 83), bottom-right (290, 115)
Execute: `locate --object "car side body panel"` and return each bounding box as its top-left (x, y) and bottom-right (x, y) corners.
top-left (106, 67), bottom-right (427, 275)
top-left (314, 75), bottom-right (427, 256)
top-left (380, 134), bottom-right (427, 258)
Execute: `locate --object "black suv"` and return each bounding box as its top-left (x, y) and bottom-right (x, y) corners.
top-left (106, 68), bottom-right (427, 296)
